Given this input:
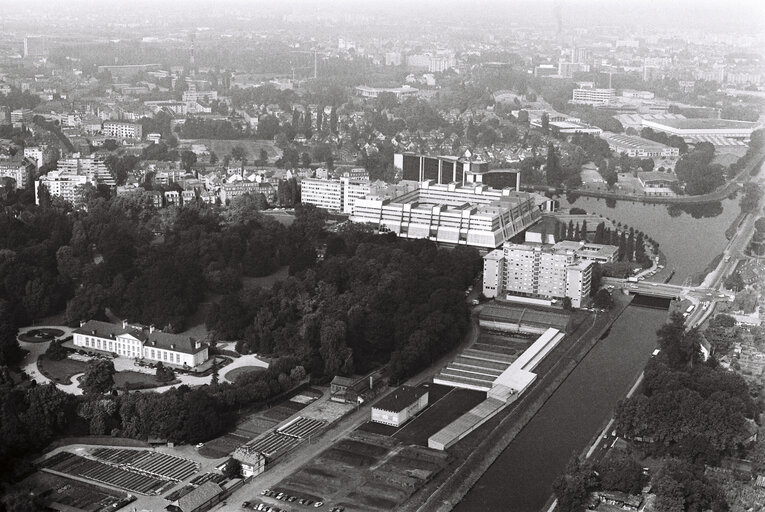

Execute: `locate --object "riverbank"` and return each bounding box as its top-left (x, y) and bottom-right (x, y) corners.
top-left (522, 149), bottom-right (765, 206)
top-left (410, 293), bottom-right (634, 512)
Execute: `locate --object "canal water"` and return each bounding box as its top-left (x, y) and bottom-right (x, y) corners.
top-left (455, 302), bottom-right (669, 512)
top-left (554, 196), bottom-right (739, 285)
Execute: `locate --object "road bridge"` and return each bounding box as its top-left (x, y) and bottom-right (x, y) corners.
top-left (601, 277), bottom-right (734, 303)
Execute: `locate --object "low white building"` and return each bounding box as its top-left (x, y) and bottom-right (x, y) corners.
top-left (371, 386), bottom-right (429, 427)
top-left (73, 320), bottom-right (209, 368)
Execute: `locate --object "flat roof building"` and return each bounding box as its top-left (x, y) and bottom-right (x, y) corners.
top-left (350, 181), bottom-right (541, 249)
top-left (641, 118), bottom-right (758, 142)
top-left (371, 386), bottom-right (429, 427)
top-left (483, 242), bottom-right (597, 308)
top-left (601, 132), bottom-right (679, 158)
top-left (571, 88), bottom-right (616, 106)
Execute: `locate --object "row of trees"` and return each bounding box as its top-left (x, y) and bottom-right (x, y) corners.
top-left (0, 355), bottom-right (305, 483)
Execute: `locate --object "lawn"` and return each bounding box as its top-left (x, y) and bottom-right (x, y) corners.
top-left (18, 328), bottom-right (65, 343)
top-left (242, 266), bottom-right (289, 290)
top-left (38, 356), bottom-right (89, 384)
top-left (113, 371), bottom-right (176, 390)
top-left (181, 139), bottom-right (283, 162)
top-left (225, 365), bottom-right (266, 382)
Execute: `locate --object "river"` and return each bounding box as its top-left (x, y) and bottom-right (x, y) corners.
top-left (554, 195), bottom-right (739, 284)
top-left (456, 302), bottom-right (669, 512)
top-left (455, 190), bottom-right (742, 511)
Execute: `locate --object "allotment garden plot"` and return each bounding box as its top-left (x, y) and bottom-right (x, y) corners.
top-left (41, 448), bottom-right (199, 496)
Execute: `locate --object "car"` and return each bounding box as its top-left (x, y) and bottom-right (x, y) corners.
top-left (288, 496), bottom-right (297, 502)
top-left (195, 443), bottom-right (204, 448)
top-left (256, 505), bottom-right (265, 511)
top-left (242, 502), bottom-right (250, 509)
top-left (314, 503), bottom-right (324, 508)
top-left (298, 499), bottom-right (306, 505)
top-left (260, 490), bottom-right (270, 496)
top-left (305, 500), bottom-right (314, 506)
top-left (471, 299), bottom-right (480, 305)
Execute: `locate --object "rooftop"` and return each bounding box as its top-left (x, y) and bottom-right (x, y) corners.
top-left (176, 481), bottom-right (223, 512)
top-left (645, 118), bottom-right (757, 130)
top-left (373, 385), bottom-right (428, 413)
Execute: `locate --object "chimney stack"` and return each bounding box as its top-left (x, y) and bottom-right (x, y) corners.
top-left (80, 320), bottom-right (86, 328)
top-left (149, 324), bottom-right (155, 333)
top-left (122, 319), bottom-right (128, 329)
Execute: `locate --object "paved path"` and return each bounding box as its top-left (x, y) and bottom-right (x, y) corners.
top-left (17, 326), bottom-right (268, 395)
top-left (17, 325), bottom-right (74, 388)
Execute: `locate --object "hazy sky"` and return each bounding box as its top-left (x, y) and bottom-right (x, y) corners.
top-left (0, 0), bottom-right (762, 34)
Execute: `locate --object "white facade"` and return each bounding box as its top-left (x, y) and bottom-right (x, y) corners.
top-left (641, 118), bottom-right (757, 140)
top-left (571, 88), bottom-right (616, 105)
top-left (485, 242), bottom-right (594, 308)
top-left (602, 133), bottom-right (679, 158)
top-left (301, 178), bottom-right (344, 212)
top-left (35, 170), bottom-right (93, 205)
top-left (371, 387), bottom-right (429, 427)
top-left (103, 121), bottom-right (143, 139)
top-left (73, 320), bottom-right (208, 368)
top-left (350, 182), bottom-right (541, 249)
top-left (23, 147), bottom-right (44, 168)
top-left (341, 177), bottom-right (371, 214)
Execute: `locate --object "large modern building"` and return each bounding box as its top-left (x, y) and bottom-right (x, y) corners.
top-left (103, 121), bottom-right (143, 140)
top-left (350, 181), bottom-right (541, 249)
top-left (393, 152), bottom-right (489, 185)
top-left (571, 87), bottom-right (616, 106)
top-left (57, 157), bottom-right (116, 187)
top-left (641, 118), bottom-right (758, 143)
top-left (73, 319), bottom-right (209, 368)
top-left (481, 241), bottom-right (618, 308)
top-left (601, 132), bottom-right (680, 158)
top-left (219, 181), bottom-right (277, 205)
top-left (355, 85), bottom-right (419, 100)
top-left (300, 176), bottom-right (370, 214)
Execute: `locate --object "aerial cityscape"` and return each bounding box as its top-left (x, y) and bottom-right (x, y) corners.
top-left (0, 0), bottom-right (764, 511)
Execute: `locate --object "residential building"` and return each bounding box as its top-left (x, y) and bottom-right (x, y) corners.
top-left (483, 242), bottom-right (595, 308)
top-left (73, 319), bottom-right (209, 368)
top-left (342, 177), bottom-right (371, 215)
top-left (232, 446), bottom-right (266, 477)
top-left (103, 121), bottom-right (143, 139)
top-left (35, 170), bottom-right (94, 205)
top-left (219, 181), bottom-right (276, 204)
top-left (371, 386), bottom-right (429, 427)
top-left (57, 157), bottom-right (116, 187)
top-left (0, 157), bottom-right (35, 189)
top-left (552, 240), bottom-right (619, 264)
top-left (23, 36), bottom-right (47, 58)
top-left (10, 108), bottom-right (33, 123)
top-left (23, 146), bottom-right (48, 168)
top-left (351, 181), bottom-right (540, 249)
top-left (570, 88), bottom-right (616, 106)
top-left (301, 177), bottom-right (344, 212)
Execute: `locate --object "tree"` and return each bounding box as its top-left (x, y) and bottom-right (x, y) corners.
top-left (541, 113), bottom-right (549, 133)
top-left (593, 289), bottom-right (614, 310)
top-left (222, 458), bottom-right (242, 479)
top-left (180, 150), bottom-right (197, 171)
top-left (45, 340), bottom-right (68, 361)
top-left (155, 361), bottom-right (175, 383)
top-left (81, 359), bottom-right (115, 394)
top-left (301, 152), bottom-right (311, 168)
top-left (597, 451), bottom-right (647, 494)
top-left (546, 143), bottom-right (561, 186)
top-left (562, 297), bottom-right (573, 311)
top-left (230, 145), bottom-right (247, 168)
top-left (553, 457), bottom-right (598, 512)
top-left (724, 272), bottom-right (744, 292)
top-left (258, 149), bottom-right (268, 164)
top-left (517, 110), bottom-right (529, 124)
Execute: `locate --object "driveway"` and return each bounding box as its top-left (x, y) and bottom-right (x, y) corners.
top-left (17, 325), bottom-right (75, 388)
top-left (17, 326), bottom-right (267, 395)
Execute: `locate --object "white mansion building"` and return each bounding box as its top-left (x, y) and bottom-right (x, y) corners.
top-left (73, 320), bottom-right (209, 368)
